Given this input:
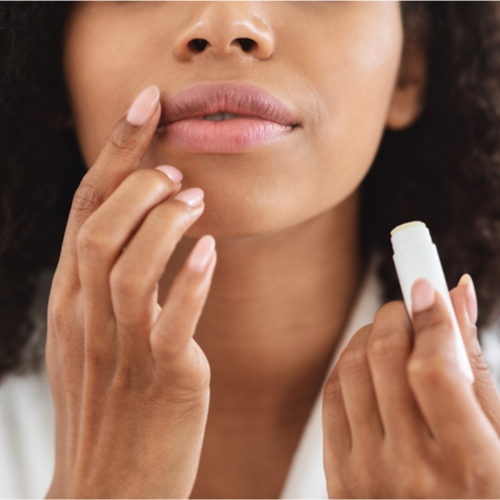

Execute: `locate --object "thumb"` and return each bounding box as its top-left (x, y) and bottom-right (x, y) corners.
top-left (450, 274), bottom-right (500, 434)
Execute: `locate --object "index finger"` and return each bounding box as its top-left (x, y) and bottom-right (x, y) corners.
top-left (55, 85), bottom-right (162, 288)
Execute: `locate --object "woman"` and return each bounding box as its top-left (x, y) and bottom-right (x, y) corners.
top-left (2, 2), bottom-right (500, 498)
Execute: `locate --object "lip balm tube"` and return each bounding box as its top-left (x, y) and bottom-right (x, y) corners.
top-left (391, 221), bottom-right (474, 383)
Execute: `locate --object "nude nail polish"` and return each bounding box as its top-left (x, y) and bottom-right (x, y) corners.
top-left (411, 279), bottom-right (436, 313)
top-left (173, 188), bottom-right (204, 207)
top-left (187, 235), bottom-right (215, 272)
top-left (459, 274), bottom-right (478, 325)
top-left (126, 85), bottom-right (160, 125)
top-left (155, 165), bottom-right (183, 183)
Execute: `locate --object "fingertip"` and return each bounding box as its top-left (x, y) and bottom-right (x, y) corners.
top-left (155, 165), bottom-right (183, 184)
top-left (174, 188), bottom-right (205, 207)
top-left (126, 85), bottom-right (160, 126)
top-left (458, 273), bottom-right (478, 325)
top-left (187, 235), bottom-right (216, 273)
top-left (412, 278), bottom-right (436, 314)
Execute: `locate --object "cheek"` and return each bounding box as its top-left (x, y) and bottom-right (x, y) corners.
top-left (278, 3), bottom-right (403, 213)
top-left (63, 4), bottom-right (161, 168)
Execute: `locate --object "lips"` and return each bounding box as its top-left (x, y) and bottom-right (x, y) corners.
top-left (156, 82), bottom-right (299, 153)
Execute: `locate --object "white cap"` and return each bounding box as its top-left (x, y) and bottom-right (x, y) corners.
top-left (391, 221), bottom-right (431, 254)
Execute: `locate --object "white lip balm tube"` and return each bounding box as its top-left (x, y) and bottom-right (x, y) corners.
top-left (391, 221), bottom-right (474, 383)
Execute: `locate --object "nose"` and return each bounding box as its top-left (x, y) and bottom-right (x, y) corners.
top-left (173, 2), bottom-right (275, 61)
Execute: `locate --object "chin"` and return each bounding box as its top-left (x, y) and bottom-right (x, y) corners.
top-left (184, 209), bottom-right (279, 241)
top-left (183, 197), bottom-right (325, 243)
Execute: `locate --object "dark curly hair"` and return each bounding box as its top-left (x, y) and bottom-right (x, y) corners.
top-left (1, 2), bottom-right (500, 379)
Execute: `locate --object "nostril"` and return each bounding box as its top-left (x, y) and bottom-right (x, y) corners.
top-left (188, 38), bottom-right (209, 53)
top-left (186, 37), bottom-right (257, 55)
top-left (237, 38), bottom-right (255, 52)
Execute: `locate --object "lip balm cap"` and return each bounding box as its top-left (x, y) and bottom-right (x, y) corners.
top-left (391, 221), bottom-right (432, 254)
top-left (390, 221), bottom-right (426, 236)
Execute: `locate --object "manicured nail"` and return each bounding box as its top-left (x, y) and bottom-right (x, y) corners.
top-left (187, 235), bottom-right (215, 272)
top-left (126, 85), bottom-right (160, 125)
top-left (412, 279), bottom-right (435, 313)
top-left (155, 165), bottom-right (183, 183)
top-left (173, 187), bottom-right (204, 207)
top-left (458, 274), bottom-right (478, 325)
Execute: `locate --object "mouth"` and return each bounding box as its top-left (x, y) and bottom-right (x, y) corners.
top-left (156, 82), bottom-right (299, 153)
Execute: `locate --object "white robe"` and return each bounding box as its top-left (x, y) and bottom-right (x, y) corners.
top-left (1, 266), bottom-right (499, 499)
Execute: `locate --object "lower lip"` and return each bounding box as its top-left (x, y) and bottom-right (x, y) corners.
top-left (156, 118), bottom-right (294, 153)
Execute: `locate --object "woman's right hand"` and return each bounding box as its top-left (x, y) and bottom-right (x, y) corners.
top-left (45, 86), bottom-right (216, 499)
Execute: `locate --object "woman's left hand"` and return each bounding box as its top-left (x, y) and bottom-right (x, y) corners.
top-left (323, 275), bottom-right (500, 498)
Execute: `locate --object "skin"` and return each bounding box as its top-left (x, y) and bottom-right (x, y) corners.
top-left (44, 1), bottom-right (500, 498)
top-left (324, 279), bottom-right (500, 498)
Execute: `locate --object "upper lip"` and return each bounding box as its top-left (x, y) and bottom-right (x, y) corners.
top-left (158, 82), bottom-right (299, 127)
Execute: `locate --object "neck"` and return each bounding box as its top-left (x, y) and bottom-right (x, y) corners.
top-left (159, 190), bottom-right (363, 424)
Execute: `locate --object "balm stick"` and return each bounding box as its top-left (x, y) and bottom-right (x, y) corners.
top-left (391, 221), bottom-right (474, 383)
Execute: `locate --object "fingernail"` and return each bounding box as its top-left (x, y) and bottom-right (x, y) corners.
top-left (173, 187), bottom-right (204, 207)
top-left (126, 85), bottom-right (160, 125)
top-left (412, 279), bottom-right (436, 313)
top-left (458, 274), bottom-right (478, 325)
top-left (155, 165), bottom-right (183, 183)
top-left (187, 235), bottom-right (215, 272)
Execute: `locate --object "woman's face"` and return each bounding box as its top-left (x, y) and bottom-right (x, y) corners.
top-left (64, 1), bottom-right (415, 239)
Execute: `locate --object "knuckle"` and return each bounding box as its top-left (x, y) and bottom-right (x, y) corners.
top-left (49, 268), bottom-right (66, 294)
top-left (323, 370), bottom-right (342, 403)
top-left (47, 294), bottom-right (69, 330)
top-left (150, 329), bottom-right (200, 371)
top-left (374, 300), bottom-right (406, 323)
top-left (77, 223), bottom-right (114, 260)
top-left (367, 333), bottom-right (385, 359)
top-left (110, 265), bottom-right (143, 300)
top-left (417, 308), bottom-right (454, 333)
top-left (368, 328), bottom-right (408, 362)
top-left (337, 346), bottom-right (367, 376)
top-left (109, 124), bottom-right (141, 154)
top-left (150, 339), bottom-right (212, 399)
top-left (150, 332), bottom-right (174, 359)
top-left (72, 181), bottom-right (103, 216)
top-left (407, 353), bottom-right (455, 388)
top-left (149, 201), bottom-right (192, 235)
top-left (368, 302), bottom-right (410, 360)
top-left (354, 323), bottom-right (373, 339)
